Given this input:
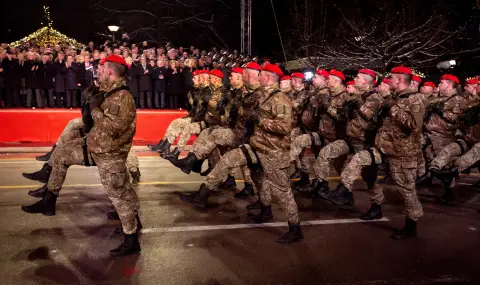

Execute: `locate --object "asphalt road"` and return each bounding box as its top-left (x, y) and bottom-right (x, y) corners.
top-left (0, 152), bottom-right (479, 285)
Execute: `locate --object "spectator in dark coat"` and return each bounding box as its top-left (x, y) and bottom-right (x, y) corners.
top-left (23, 52), bottom-right (44, 108)
top-left (74, 56), bottom-right (86, 107)
top-left (64, 55), bottom-right (78, 108)
top-left (54, 52), bottom-right (67, 107)
top-left (166, 60), bottom-right (183, 109)
top-left (182, 58), bottom-right (196, 108)
top-left (2, 51), bottom-right (22, 108)
top-left (0, 54), bottom-right (4, 108)
top-left (152, 59), bottom-right (168, 109)
top-left (136, 55), bottom-right (153, 109)
top-left (125, 57), bottom-right (139, 106)
top-left (40, 54), bottom-right (55, 107)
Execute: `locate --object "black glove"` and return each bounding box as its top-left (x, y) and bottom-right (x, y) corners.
top-left (89, 94), bottom-right (105, 111)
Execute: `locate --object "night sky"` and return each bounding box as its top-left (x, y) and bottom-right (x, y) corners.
top-left (1, 0), bottom-right (477, 59)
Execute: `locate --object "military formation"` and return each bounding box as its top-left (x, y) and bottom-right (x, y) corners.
top-left (19, 55), bottom-right (480, 257)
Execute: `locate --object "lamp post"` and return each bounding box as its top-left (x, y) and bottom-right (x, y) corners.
top-left (108, 25), bottom-right (120, 43)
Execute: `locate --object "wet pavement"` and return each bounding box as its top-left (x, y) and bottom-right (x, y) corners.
top-left (0, 151), bottom-right (479, 285)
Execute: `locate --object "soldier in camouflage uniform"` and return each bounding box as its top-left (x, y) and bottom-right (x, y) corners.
top-left (309, 69), bottom-right (385, 199)
top-left (280, 75), bottom-right (294, 97)
top-left (180, 64), bottom-right (303, 244)
top-left (22, 55), bottom-right (141, 257)
top-left (168, 66), bottom-right (255, 196)
top-left (422, 82), bottom-right (480, 203)
top-left (161, 70), bottom-right (227, 160)
top-left (291, 69), bottom-right (351, 190)
top-left (416, 75), bottom-right (466, 192)
top-left (464, 78), bottom-right (478, 102)
top-left (420, 82), bottom-right (437, 101)
top-left (148, 70), bottom-right (201, 151)
top-left (329, 66), bottom-right (425, 240)
top-left (346, 80), bottom-right (359, 96)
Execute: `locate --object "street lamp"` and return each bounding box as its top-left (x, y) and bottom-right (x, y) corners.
top-left (108, 25), bottom-right (120, 42)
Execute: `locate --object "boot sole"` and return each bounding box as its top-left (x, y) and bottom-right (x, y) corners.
top-left (360, 215), bottom-right (383, 221)
top-left (276, 237), bottom-right (304, 244)
top-left (35, 157), bottom-right (49, 162)
top-left (180, 168), bottom-right (192, 175)
top-left (22, 175), bottom-right (48, 184)
top-left (110, 248), bottom-right (141, 257)
top-left (28, 192), bottom-right (46, 198)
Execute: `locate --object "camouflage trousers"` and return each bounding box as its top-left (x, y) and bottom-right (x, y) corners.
top-left (48, 119), bottom-right (139, 175)
top-left (205, 146), bottom-right (299, 224)
top-left (341, 147), bottom-right (423, 221)
top-left (313, 140), bottom-right (362, 181)
top-left (48, 138), bottom-right (140, 234)
top-left (192, 127), bottom-right (252, 183)
top-left (176, 121), bottom-right (206, 151)
top-left (418, 133), bottom-right (454, 177)
top-left (454, 142), bottom-right (480, 171)
top-left (290, 128), bottom-right (310, 172)
top-left (430, 139), bottom-right (471, 171)
top-left (164, 117), bottom-right (192, 144)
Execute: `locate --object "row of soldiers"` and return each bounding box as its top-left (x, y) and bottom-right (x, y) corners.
top-left (149, 63), bottom-right (480, 243)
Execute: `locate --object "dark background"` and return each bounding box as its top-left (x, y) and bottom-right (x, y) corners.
top-left (1, 0), bottom-right (478, 59)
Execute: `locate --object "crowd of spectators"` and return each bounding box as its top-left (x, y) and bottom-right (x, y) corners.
top-left (0, 40), bottom-right (272, 110)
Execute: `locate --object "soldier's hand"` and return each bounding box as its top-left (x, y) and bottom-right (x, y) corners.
top-left (89, 94), bottom-right (104, 111)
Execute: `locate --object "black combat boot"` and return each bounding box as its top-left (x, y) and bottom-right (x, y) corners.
top-left (293, 171), bottom-right (309, 188)
top-left (35, 145), bottom-right (56, 161)
top-left (110, 232), bottom-right (141, 257)
top-left (22, 163), bottom-right (52, 183)
top-left (234, 183), bottom-right (255, 199)
top-left (169, 152), bottom-right (200, 174)
top-left (327, 183), bottom-right (355, 206)
top-left (219, 175), bottom-right (236, 189)
top-left (21, 190), bottom-right (58, 216)
top-left (193, 184), bottom-right (211, 209)
top-left (276, 222), bottom-right (304, 244)
top-left (246, 198), bottom-right (262, 210)
top-left (162, 147), bottom-right (180, 160)
top-left (192, 159), bottom-right (204, 173)
top-left (416, 172), bottom-right (433, 187)
top-left (360, 203), bottom-right (383, 220)
top-left (131, 168), bottom-right (141, 185)
top-left (313, 179), bottom-right (330, 198)
top-left (28, 184), bottom-right (48, 198)
top-left (432, 167), bottom-right (457, 205)
top-left (253, 204), bottom-right (273, 223)
top-left (148, 139), bottom-right (165, 151)
top-left (290, 168), bottom-right (303, 180)
top-left (390, 217), bottom-right (417, 240)
top-left (157, 140), bottom-right (171, 154)
top-left (200, 162), bottom-right (214, 176)
top-left (107, 211), bottom-right (120, 220)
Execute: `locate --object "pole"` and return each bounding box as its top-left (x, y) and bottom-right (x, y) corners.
top-left (112, 32), bottom-right (115, 43)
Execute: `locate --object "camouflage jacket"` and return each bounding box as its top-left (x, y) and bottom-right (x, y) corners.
top-left (347, 87), bottom-right (384, 142)
top-left (425, 91), bottom-right (466, 138)
top-left (235, 85), bottom-right (262, 143)
top-left (205, 84), bottom-right (228, 126)
top-left (290, 87), bottom-right (308, 128)
top-left (319, 85), bottom-right (351, 141)
top-left (375, 90), bottom-right (425, 162)
top-left (221, 85), bottom-right (246, 128)
top-left (298, 85), bottom-right (329, 132)
top-left (192, 85), bottom-right (212, 122)
top-left (250, 84), bottom-right (292, 169)
top-left (186, 87), bottom-right (200, 117)
top-left (87, 79), bottom-right (136, 156)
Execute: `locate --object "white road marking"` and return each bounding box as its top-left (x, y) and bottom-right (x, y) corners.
top-left (140, 218), bottom-right (389, 233)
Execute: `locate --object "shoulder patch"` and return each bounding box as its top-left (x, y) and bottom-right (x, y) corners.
top-left (411, 104), bottom-right (421, 113)
top-left (110, 104), bottom-right (120, 115)
top-left (275, 104), bottom-right (286, 114)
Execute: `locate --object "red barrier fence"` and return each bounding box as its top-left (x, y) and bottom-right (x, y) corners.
top-left (0, 109), bottom-right (190, 144)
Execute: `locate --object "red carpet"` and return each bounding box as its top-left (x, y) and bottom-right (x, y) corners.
top-left (0, 108), bottom-right (193, 144)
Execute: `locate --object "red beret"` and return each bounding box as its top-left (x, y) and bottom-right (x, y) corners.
top-left (262, 64), bottom-right (283, 77)
top-left (99, 59), bottom-right (105, 66)
top-left (316, 69), bottom-right (329, 79)
top-left (391, 66), bottom-right (412, 75)
top-left (423, 82), bottom-right (436, 88)
top-left (359, 69), bottom-right (376, 78)
top-left (192, 70), bottom-right (200, 76)
top-left (104, 55), bottom-right (129, 68)
top-left (231, 67), bottom-right (244, 74)
top-left (280, 76), bottom-right (291, 81)
top-left (329, 69), bottom-right (345, 81)
top-left (199, 70), bottom-right (210, 75)
top-left (245, 62), bottom-right (262, 71)
top-left (291, 72), bottom-right (305, 80)
top-left (346, 80), bottom-right (355, 86)
top-left (210, 69), bottom-right (224, 78)
top-left (382, 78), bottom-right (391, 85)
top-left (466, 78), bottom-right (479, 85)
top-left (412, 75), bottom-right (422, 83)
top-left (440, 74), bottom-right (459, 84)
top-left (373, 80), bottom-right (377, 85)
